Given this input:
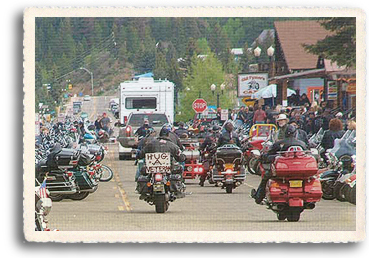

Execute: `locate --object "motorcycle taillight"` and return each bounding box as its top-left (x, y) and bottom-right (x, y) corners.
top-left (155, 173), bottom-right (163, 182)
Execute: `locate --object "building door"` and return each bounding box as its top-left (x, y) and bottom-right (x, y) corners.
top-left (307, 86), bottom-right (323, 104)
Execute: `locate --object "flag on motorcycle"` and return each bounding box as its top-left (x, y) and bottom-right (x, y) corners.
top-left (37, 179), bottom-right (48, 198)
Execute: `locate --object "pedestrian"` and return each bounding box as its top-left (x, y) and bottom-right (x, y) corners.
top-left (320, 118), bottom-right (345, 153)
top-left (94, 115), bottom-right (102, 133)
top-left (321, 108), bottom-right (334, 130)
top-left (299, 93), bottom-right (311, 106)
top-left (253, 106), bottom-right (267, 124)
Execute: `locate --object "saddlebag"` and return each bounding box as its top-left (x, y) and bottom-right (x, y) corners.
top-left (78, 152), bottom-right (93, 166)
top-left (169, 174), bottom-right (182, 192)
top-left (137, 175), bottom-right (150, 194)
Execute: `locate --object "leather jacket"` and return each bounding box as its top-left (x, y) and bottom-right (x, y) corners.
top-left (217, 130), bottom-right (241, 147)
top-left (139, 136), bottom-right (185, 162)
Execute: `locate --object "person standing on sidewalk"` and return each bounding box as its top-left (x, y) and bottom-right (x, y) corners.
top-left (253, 106), bottom-right (267, 124)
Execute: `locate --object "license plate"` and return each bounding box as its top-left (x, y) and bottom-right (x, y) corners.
top-left (289, 180), bottom-right (302, 187)
top-left (153, 184), bottom-right (164, 192)
top-left (225, 164), bottom-right (233, 170)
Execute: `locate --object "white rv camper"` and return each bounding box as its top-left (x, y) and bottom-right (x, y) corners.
top-left (120, 77), bottom-right (175, 124)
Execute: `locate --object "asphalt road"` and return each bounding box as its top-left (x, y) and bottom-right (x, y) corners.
top-left (47, 96), bottom-right (356, 231)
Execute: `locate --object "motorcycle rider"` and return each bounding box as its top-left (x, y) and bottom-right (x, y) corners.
top-left (139, 127), bottom-right (186, 197)
top-left (134, 128), bottom-right (157, 183)
top-left (135, 118), bottom-right (153, 139)
top-left (252, 124), bottom-right (307, 204)
top-left (174, 121), bottom-right (189, 138)
top-left (274, 113), bottom-right (289, 141)
top-left (289, 118), bottom-right (309, 145)
top-left (217, 122), bottom-right (241, 147)
top-left (163, 123), bottom-right (184, 151)
top-left (199, 125), bottom-right (220, 186)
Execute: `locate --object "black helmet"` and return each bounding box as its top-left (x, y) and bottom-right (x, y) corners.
top-left (285, 124), bottom-right (297, 138)
top-left (159, 127), bottom-right (170, 137)
top-left (225, 122), bottom-right (234, 132)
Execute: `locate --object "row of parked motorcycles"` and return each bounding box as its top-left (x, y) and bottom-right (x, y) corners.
top-left (35, 119), bottom-right (114, 230)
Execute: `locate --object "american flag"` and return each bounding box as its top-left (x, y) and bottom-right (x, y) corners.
top-left (37, 179), bottom-right (48, 198)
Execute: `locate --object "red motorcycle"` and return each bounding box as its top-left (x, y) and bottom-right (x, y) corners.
top-left (180, 139), bottom-right (205, 182)
top-left (255, 146), bottom-right (323, 222)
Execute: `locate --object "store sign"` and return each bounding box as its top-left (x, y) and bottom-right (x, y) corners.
top-left (238, 73), bottom-right (268, 97)
top-left (327, 81), bottom-right (338, 101)
top-left (347, 81), bottom-right (356, 94)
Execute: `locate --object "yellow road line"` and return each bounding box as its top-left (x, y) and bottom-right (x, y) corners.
top-left (110, 147), bottom-right (132, 212)
top-left (118, 206), bottom-right (125, 211)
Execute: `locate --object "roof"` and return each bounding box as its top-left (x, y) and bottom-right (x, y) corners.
top-left (231, 48), bottom-right (243, 55)
top-left (274, 20), bottom-right (332, 70)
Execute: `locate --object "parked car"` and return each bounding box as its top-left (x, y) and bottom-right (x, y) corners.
top-left (84, 95), bottom-right (91, 101)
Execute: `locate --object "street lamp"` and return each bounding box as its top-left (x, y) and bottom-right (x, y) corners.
top-left (80, 67), bottom-right (94, 96)
top-left (267, 46), bottom-right (275, 61)
top-left (210, 83), bottom-right (224, 108)
top-left (254, 46), bottom-right (262, 72)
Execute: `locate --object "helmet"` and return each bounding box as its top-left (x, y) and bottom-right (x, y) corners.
top-left (212, 125), bottom-right (219, 132)
top-left (224, 122), bottom-right (234, 132)
top-left (285, 124), bottom-right (297, 138)
top-left (162, 123), bottom-right (172, 131)
top-left (159, 127), bottom-right (170, 137)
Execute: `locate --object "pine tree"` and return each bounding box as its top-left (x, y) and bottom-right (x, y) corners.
top-left (304, 17), bottom-right (356, 68)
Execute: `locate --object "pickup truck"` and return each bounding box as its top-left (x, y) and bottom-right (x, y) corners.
top-left (116, 112), bottom-right (170, 160)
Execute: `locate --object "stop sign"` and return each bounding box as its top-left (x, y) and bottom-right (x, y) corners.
top-left (192, 98), bottom-right (207, 113)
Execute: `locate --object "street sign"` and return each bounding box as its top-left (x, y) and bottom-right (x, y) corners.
top-left (241, 97), bottom-right (256, 107)
top-left (221, 109), bottom-right (228, 121)
top-left (192, 98), bottom-right (207, 113)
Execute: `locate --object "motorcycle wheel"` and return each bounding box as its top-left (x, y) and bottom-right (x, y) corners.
top-left (247, 158), bottom-right (259, 175)
top-left (349, 185), bottom-right (356, 204)
top-left (341, 184), bottom-right (351, 202)
top-left (49, 194), bottom-right (64, 202)
top-left (226, 184), bottom-right (233, 194)
top-left (277, 213), bottom-right (286, 221)
top-left (154, 194), bottom-right (167, 213)
top-left (98, 165), bottom-right (114, 182)
top-left (321, 180), bottom-right (336, 200)
top-left (334, 182), bottom-right (346, 201)
top-left (286, 209), bottom-right (301, 222)
top-left (68, 192), bottom-right (90, 201)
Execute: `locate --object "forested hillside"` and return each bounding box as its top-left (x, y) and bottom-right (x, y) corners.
top-left (35, 17), bottom-right (315, 118)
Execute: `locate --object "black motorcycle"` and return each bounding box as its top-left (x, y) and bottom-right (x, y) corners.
top-left (137, 152), bottom-right (185, 213)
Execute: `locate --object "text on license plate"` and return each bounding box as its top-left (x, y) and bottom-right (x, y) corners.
top-left (153, 184), bottom-right (164, 192)
top-left (289, 180), bottom-right (302, 187)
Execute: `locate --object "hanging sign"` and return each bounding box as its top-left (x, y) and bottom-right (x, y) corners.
top-left (238, 73), bottom-right (268, 97)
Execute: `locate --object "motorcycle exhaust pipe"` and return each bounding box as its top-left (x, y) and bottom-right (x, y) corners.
top-left (305, 203), bottom-right (316, 209)
top-left (273, 204), bottom-right (285, 211)
top-left (217, 182), bottom-right (223, 187)
top-left (235, 181), bottom-right (241, 187)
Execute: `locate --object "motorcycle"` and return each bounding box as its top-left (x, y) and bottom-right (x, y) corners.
top-left (137, 152), bottom-right (186, 213)
top-left (35, 180), bottom-right (53, 231)
top-left (181, 138), bottom-right (205, 182)
top-left (253, 146), bottom-right (322, 222)
top-left (320, 154), bottom-right (355, 200)
top-left (212, 144), bottom-right (246, 193)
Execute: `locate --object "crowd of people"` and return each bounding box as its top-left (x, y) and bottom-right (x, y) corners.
top-left (215, 100), bottom-right (355, 143)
